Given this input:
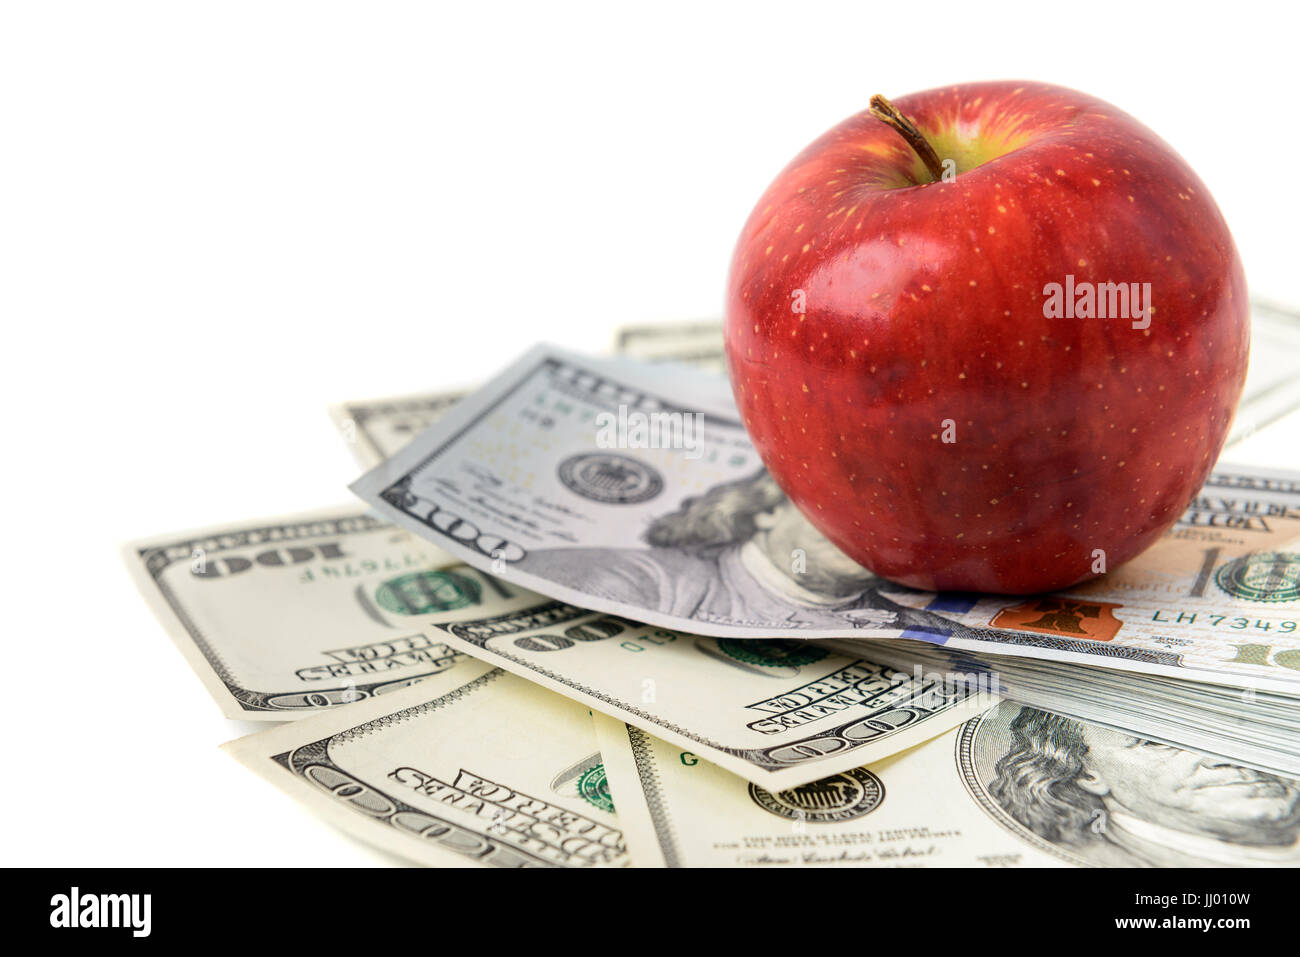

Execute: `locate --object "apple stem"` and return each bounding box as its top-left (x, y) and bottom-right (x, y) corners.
top-left (869, 94), bottom-right (946, 183)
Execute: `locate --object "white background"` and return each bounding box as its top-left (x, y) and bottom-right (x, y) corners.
top-left (3, 1), bottom-right (1299, 866)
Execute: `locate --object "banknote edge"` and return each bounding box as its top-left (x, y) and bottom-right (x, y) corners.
top-left (223, 663), bottom-right (632, 868)
top-left (120, 504), bottom-right (460, 718)
top-left (435, 617), bottom-right (988, 790)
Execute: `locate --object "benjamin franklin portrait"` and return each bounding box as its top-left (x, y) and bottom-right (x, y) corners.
top-left (518, 469), bottom-right (951, 632)
top-left (963, 702), bottom-right (1300, 867)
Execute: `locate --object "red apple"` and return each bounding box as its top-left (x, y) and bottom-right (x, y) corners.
top-left (725, 81), bottom-right (1248, 594)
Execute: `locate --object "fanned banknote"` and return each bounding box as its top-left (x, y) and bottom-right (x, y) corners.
top-left (820, 636), bottom-right (1300, 779)
top-left (225, 660), bottom-right (627, 868)
top-left (123, 506), bottom-right (541, 718)
top-left (594, 703), bottom-right (1300, 868)
top-left (349, 343), bottom-right (1300, 693)
top-left (430, 599), bottom-right (994, 789)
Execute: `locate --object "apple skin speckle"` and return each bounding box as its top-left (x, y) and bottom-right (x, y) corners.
top-left (723, 80), bottom-right (1249, 594)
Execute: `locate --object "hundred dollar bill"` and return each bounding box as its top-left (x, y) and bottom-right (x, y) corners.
top-left (594, 702), bottom-right (1300, 868)
top-left (430, 600), bottom-right (994, 790)
top-left (350, 343), bottom-right (1300, 693)
top-left (852, 468), bottom-right (1300, 694)
top-left (225, 661), bottom-right (627, 867)
top-left (123, 506), bottom-right (541, 719)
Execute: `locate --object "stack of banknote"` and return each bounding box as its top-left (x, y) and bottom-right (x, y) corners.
top-left (124, 310), bottom-right (1300, 868)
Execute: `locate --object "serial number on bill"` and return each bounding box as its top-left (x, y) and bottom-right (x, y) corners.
top-left (1150, 610), bottom-right (1298, 632)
